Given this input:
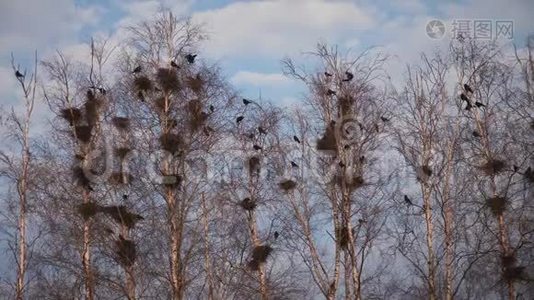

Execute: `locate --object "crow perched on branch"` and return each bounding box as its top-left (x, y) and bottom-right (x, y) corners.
top-left (253, 144), bottom-right (262, 151)
top-left (460, 93), bottom-right (470, 102)
top-left (274, 231), bottom-right (279, 239)
top-left (15, 70), bottom-right (24, 79)
top-left (475, 101), bottom-right (486, 108)
top-left (132, 66), bottom-right (141, 74)
top-left (236, 116), bottom-right (244, 124)
top-left (258, 127), bottom-right (267, 135)
top-left (185, 54), bottom-right (197, 64)
top-left (342, 71), bottom-right (354, 82)
top-left (291, 161), bottom-right (299, 168)
top-left (327, 89), bottom-right (337, 96)
top-left (464, 83), bottom-right (474, 94)
top-left (324, 72), bottom-right (333, 77)
top-left (170, 61), bottom-right (179, 68)
top-left (243, 98), bottom-right (252, 105)
top-left (293, 135), bottom-right (301, 143)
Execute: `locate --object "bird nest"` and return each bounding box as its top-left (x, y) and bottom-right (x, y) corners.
top-left (501, 254), bottom-right (517, 269)
top-left (186, 74), bottom-right (203, 93)
top-left (187, 99), bottom-right (208, 131)
top-left (116, 237), bottom-right (137, 267)
top-left (248, 156), bottom-right (261, 177)
top-left (77, 202), bottom-right (101, 220)
top-left (114, 147), bottom-right (131, 159)
top-left (317, 123), bottom-right (337, 152)
top-left (154, 97), bottom-right (168, 112)
top-left (112, 117), bottom-right (130, 130)
top-left (84, 97), bottom-right (104, 126)
top-left (333, 174), bottom-right (365, 192)
top-left (279, 179), bottom-right (297, 191)
top-left (338, 96), bottom-right (354, 115)
top-left (159, 133), bottom-right (183, 154)
top-left (486, 196), bottom-right (506, 216)
top-left (156, 68), bottom-right (180, 92)
top-left (102, 205), bottom-right (144, 228)
top-left (133, 75), bottom-right (153, 91)
top-left (74, 125), bottom-right (93, 143)
top-left (251, 245), bottom-right (272, 264)
top-left (239, 197), bottom-right (256, 211)
top-left (503, 266), bottom-right (526, 282)
top-left (480, 159), bottom-right (506, 176)
top-left (72, 166), bottom-right (92, 190)
top-left (60, 108), bottom-right (83, 125)
top-left (335, 226), bottom-right (353, 249)
top-left (109, 172), bottom-right (133, 185)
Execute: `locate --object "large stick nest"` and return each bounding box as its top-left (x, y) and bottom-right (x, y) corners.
top-left (112, 117), bottom-right (130, 131)
top-left (486, 196), bottom-right (506, 216)
top-left (116, 236), bottom-right (137, 267)
top-left (156, 68), bottom-right (180, 92)
top-left (333, 174), bottom-right (365, 192)
top-left (239, 197), bottom-right (256, 211)
top-left (248, 156), bottom-right (261, 177)
top-left (74, 125), bottom-right (93, 143)
top-left (60, 108), bottom-right (83, 125)
top-left (72, 166), bottom-right (92, 190)
top-left (159, 133), bottom-right (183, 154)
top-left (335, 226), bottom-right (352, 249)
top-left (279, 179), bottom-right (297, 191)
top-left (77, 201), bottom-right (102, 220)
top-left (480, 159), bottom-right (507, 176)
top-left (251, 244), bottom-right (273, 263)
top-left (133, 75), bottom-right (153, 92)
top-left (317, 122), bottom-right (337, 152)
top-left (114, 147), bottom-right (132, 159)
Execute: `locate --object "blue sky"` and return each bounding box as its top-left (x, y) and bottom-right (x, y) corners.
top-left (0, 0), bottom-right (533, 111)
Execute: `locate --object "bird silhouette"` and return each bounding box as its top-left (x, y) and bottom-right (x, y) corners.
top-left (209, 105), bottom-right (215, 112)
top-left (274, 231), bottom-right (279, 239)
top-left (243, 98), bottom-right (252, 105)
top-left (465, 102), bottom-right (473, 111)
top-left (246, 133), bottom-right (255, 139)
top-left (253, 144), bottom-right (262, 151)
top-left (15, 70), bottom-right (24, 79)
top-left (293, 136), bottom-right (301, 143)
top-left (326, 89), bottom-right (337, 96)
top-left (291, 161), bottom-right (299, 168)
top-left (185, 54), bottom-right (197, 63)
top-left (258, 127), bottom-right (267, 134)
top-left (137, 91), bottom-right (145, 102)
top-left (404, 195), bottom-right (413, 205)
top-left (475, 101), bottom-right (486, 108)
top-left (342, 71), bottom-right (354, 82)
top-left (170, 61), bottom-right (179, 68)
top-left (324, 72), bottom-right (333, 77)
top-left (132, 66), bottom-right (141, 73)
top-left (472, 130), bottom-right (481, 137)
top-left (338, 161), bottom-right (346, 168)
top-left (236, 116), bottom-right (244, 124)
top-left (460, 93), bottom-right (470, 102)
top-left (122, 194), bottom-right (128, 200)
top-left (98, 87), bottom-right (106, 95)
top-left (513, 165), bottom-right (519, 172)
top-left (359, 156), bottom-right (365, 163)
top-left (464, 83), bottom-right (474, 94)
top-left (380, 116), bottom-right (390, 122)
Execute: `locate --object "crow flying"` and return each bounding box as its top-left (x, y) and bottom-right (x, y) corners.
top-left (464, 83), bottom-right (474, 94)
top-left (185, 54), bottom-right (197, 64)
top-left (293, 135), bottom-right (301, 143)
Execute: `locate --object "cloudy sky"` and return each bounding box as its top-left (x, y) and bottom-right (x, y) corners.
top-left (0, 0), bottom-right (533, 109)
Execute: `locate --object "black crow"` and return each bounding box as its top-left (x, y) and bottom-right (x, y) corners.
top-left (15, 70), bottom-right (24, 79)
top-left (185, 54), bottom-right (197, 64)
top-left (380, 116), bottom-right (390, 122)
top-left (258, 126), bottom-right (267, 134)
top-left (122, 194), bottom-right (128, 200)
top-left (253, 144), bottom-right (262, 151)
top-left (247, 133), bottom-right (255, 139)
top-left (293, 135), bottom-right (301, 143)
top-left (404, 195), bottom-right (413, 205)
top-left (274, 231), bottom-right (279, 239)
top-left (291, 161), bottom-right (299, 168)
top-left (132, 66), bottom-right (141, 73)
top-left (137, 90), bottom-right (145, 102)
top-left (209, 105), bottom-right (215, 112)
top-left (513, 165), bottom-right (519, 172)
top-left (326, 89), bottom-right (337, 96)
top-left (465, 102), bottom-right (473, 111)
top-left (342, 71), bottom-right (354, 82)
top-left (243, 98), bottom-right (252, 105)
top-left (464, 83), bottom-right (474, 94)
top-left (359, 156), bottom-right (365, 163)
top-left (472, 130), bottom-right (481, 137)
top-left (344, 144), bottom-right (350, 150)
top-left (475, 101), bottom-right (485, 108)
top-left (170, 60), bottom-right (179, 68)
top-left (236, 116), bottom-right (244, 123)
top-left (98, 87), bottom-right (106, 95)
top-left (460, 93), bottom-right (470, 102)
top-left (324, 72), bottom-right (333, 77)
top-left (338, 161), bottom-right (345, 168)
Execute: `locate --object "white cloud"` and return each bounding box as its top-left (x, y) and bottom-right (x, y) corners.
top-left (231, 71), bottom-right (292, 86)
top-left (192, 0), bottom-right (376, 58)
